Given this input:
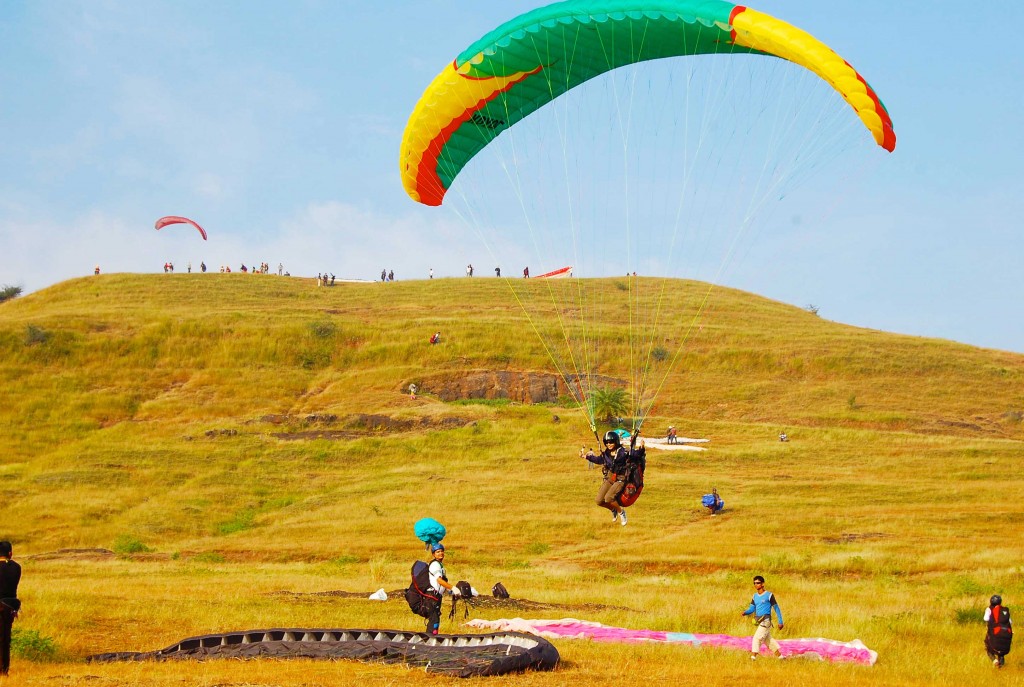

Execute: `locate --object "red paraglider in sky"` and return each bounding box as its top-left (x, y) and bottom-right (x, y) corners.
top-left (155, 216), bottom-right (207, 241)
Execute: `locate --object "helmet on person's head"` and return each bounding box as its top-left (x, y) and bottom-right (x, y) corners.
top-left (431, 543), bottom-right (445, 553)
top-left (991, 594), bottom-right (1003, 606)
top-left (603, 431), bottom-right (621, 447)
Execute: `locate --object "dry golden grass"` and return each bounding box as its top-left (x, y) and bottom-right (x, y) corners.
top-left (1, 273), bottom-right (1022, 686)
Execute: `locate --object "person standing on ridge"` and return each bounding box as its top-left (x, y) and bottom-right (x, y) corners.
top-left (0, 541), bottom-right (22, 677)
top-left (741, 575), bottom-right (784, 660)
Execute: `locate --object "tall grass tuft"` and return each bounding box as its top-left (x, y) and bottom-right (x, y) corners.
top-left (11, 629), bottom-right (58, 661)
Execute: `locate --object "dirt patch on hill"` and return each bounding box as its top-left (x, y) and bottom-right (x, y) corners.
top-left (924, 416), bottom-right (1011, 437)
top-left (420, 370), bottom-right (624, 404)
top-left (24, 548), bottom-right (116, 561)
top-left (23, 548), bottom-right (172, 562)
top-left (821, 532), bottom-right (890, 544)
top-left (268, 413), bottom-right (473, 440)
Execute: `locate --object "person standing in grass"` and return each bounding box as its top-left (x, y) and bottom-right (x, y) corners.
top-left (426, 544), bottom-right (460, 635)
top-left (742, 575), bottom-right (784, 660)
top-left (0, 541), bottom-right (22, 676)
top-left (985, 594), bottom-right (1012, 668)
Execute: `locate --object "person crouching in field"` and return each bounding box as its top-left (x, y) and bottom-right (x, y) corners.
top-left (741, 575), bottom-right (784, 660)
top-left (985, 594), bottom-right (1013, 668)
top-left (702, 488), bottom-right (724, 515)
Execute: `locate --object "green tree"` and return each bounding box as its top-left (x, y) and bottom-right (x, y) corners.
top-left (0, 284), bottom-right (23, 303)
top-left (589, 386), bottom-right (630, 425)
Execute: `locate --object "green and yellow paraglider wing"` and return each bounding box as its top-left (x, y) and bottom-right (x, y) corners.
top-left (399, 0), bottom-right (895, 207)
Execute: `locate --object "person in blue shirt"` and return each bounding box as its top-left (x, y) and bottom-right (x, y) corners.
top-left (741, 575), bottom-right (784, 659)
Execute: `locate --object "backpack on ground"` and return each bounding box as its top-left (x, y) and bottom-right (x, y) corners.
top-left (989, 605), bottom-right (1013, 655)
top-left (492, 582), bottom-right (510, 599)
top-left (404, 560), bottom-right (441, 618)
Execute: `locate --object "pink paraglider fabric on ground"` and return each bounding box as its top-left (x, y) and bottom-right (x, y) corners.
top-left (465, 618), bottom-right (877, 666)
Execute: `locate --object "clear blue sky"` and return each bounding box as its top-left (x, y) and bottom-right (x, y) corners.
top-left (1, 1), bottom-right (1021, 353)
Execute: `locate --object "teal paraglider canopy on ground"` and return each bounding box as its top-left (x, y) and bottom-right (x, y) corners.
top-left (414, 518), bottom-right (446, 547)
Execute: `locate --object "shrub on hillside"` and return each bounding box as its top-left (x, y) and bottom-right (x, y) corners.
top-left (954, 608), bottom-right (983, 625)
top-left (25, 324), bottom-right (49, 345)
top-left (112, 535), bottom-right (153, 555)
top-left (0, 284), bottom-right (22, 303)
top-left (217, 509), bottom-right (256, 535)
top-left (12, 629), bottom-right (58, 661)
top-left (297, 320), bottom-right (337, 368)
top-left (308, 320), bottom-right (337, 338)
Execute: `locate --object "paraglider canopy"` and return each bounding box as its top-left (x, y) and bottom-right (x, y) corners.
top-left (414, 518), bottom-right (447, 547)
top-left (400, 0), bottom-right (896, 206)
top-left (155, 216), bottom-right (208, 241)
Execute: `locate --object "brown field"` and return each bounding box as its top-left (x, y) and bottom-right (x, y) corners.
top-left (1, 273), bottom-right (1022, 686)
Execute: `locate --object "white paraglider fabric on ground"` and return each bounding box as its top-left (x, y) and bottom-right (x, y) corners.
top-left (643, 437), bottom-right (709, 451)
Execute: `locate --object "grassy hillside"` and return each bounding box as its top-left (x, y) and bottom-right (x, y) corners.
top-left (1, 273), bottom-right (1022, 686)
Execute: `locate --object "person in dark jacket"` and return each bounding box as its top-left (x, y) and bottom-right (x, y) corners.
top-left (0, 541), bottom-right (22, 676)
top-left (985, 594), bottom-right (1013, 668)
top-left (582, 431), bottom-right (642, 526)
